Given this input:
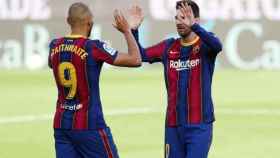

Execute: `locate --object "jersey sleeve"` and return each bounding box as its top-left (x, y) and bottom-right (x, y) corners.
top-left (132, 29), bottom-right (169, 63)
top-left (48, 39), bottom-right (57, 69)
top-left (90, 40), bottom-right (119, 64)
top-left (48, 38), bottom-right (65, 68)
top-left (191, 24), bottom-right (222, 55)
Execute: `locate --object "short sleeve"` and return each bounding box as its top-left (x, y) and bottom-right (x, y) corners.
top-left (91, 40), bottom-right (119, 64)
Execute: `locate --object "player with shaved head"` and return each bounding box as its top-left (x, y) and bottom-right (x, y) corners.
top-left (48, 2), bottom-right (141, 158)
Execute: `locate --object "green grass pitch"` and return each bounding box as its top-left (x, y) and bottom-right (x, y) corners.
top-left (0, 68), bottom-right (279, 158)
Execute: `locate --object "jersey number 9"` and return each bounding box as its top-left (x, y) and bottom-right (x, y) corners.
top-left (58, 62), bottom-right (77, 99)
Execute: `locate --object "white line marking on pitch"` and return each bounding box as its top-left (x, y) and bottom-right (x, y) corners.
top-left (0, 107), bottom-right (279, 124)
top-left (0, 108), bottom-right (158, 124)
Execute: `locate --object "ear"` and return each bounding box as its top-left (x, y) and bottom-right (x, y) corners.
top-left (67, 17), bottom-right (71, 25)
top-left (88, 21), bottom-right (93, 27)
top-left (194, 18), bottom-right (200, 24)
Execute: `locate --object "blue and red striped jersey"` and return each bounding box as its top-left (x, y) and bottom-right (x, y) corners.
top-left (48, 35), bottom-right (118, 130)
top-left (133, 24), bottom-right (222, 126)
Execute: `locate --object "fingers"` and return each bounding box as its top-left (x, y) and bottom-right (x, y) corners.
top-left (120, 11), bottom-right (129, 27)
top-left (129, 4), bottom-right (143, 16)
top-left (177, 10), bottom-right (184, 21)
top-left (184, 3), bottom-right (194, 18)
top-left (177, 16), bottom-right (185, 24)
top-left (119, 11), bottom-right (126, 22)
top-left (188, 5), bottom-right (194, 18)
top-left (113, 9), bottom-right (130, 33)
top-left (135, 5), bottom-right (144, 23)
top-left (115, 9), bottom-right (127, 23)
top-left (113, 10), bottom-right (121, 30)
top-left (114, 9), bottom-right (121, 23)
top-left (137, 6), bottom-right (145, 20)
top-left (177, 13), bottom-right (189, 26)
top-left (180, 2), bottom-right (189, 17)
top-left (126, 4), bottom-right (144, 30)
top-left (112, 23), bottom-right (118, 29)
top-left (113, 9), bottom-right (118, 24)
top-left (177, 8), bottom-right (191, 27)
top-left (135, 5), bottom-right (143, 15)
top-left (114, 10), bottom-right (124, 28)
top-left (179, 2), bottom-right (194, 19)
top-left (130, 4), bottom-right (141, 12)
top-left (131, 5), bottom-right (138, 13)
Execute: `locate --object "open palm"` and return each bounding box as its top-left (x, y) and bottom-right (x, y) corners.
top-left (178, 3), bottom-right (195, 27)
top-left (113, 9), bottom-right (130, 34)
top-left (127, 5), bottom-right (144, 30)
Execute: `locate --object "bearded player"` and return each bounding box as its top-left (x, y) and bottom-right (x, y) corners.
top-left (128, 1), bottom-right (222, 157)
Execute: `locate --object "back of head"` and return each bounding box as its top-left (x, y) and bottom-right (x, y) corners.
top-left (67, 2), bottom-right (92, 27)
top-left (176, 0), bottom-right (200, 18)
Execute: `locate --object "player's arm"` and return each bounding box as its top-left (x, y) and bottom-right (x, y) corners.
top-left (191, 24), bottom-right (222, 54)
top-left (48, 38), bottom-right (65, 69)
top-left (112, 31), bottom-right (141, 67)
top-left (111, 10), bottom-right (141, 67)
top-left (48, 52), bottom-right (52, 69)
top-left (132, 29), bottom-right (168, 63)
top-left (179, 4), bottom-right (222, 54)
top-left (128, 5), bottom-right (166, 63)
top-left (48, 39), bottom-right (56, 69)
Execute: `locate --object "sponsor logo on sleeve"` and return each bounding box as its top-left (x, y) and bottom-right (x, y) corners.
top-left (103, 43), bottom-right (117, 56)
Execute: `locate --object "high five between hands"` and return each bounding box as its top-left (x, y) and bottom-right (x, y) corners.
top-left (113, 3), bottom-right (195, 33)
top-left (112, 10), bottom-right (131, 34)
top-left (113, 5), bottom-right (144, 33)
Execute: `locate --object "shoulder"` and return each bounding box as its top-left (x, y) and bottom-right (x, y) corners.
top-left (49, 38), bottom-right (58, 47)
top-left (164, 37), bottom-right (180, 49)
top-left (164, 38), bottom-right (176, 45)
top-left (87, 39), bottom-right (118, 56)
top-left (49, 38), bottom-right (64, 47)
top-left (207, 32), bottom-right (219, 37)
top-left (86, 39), bottom-right (109, 48)
top-left (204, 31), bottom-right (221, 41)
top-left (153, 38), bottom-right (177, 48)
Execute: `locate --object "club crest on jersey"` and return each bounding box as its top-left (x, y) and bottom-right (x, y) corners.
top-left (192, 45), bottom-right (200, 54)
top-left (170, 59), bottom-right (200, 71)
top-left (103, 43), bottom-right (117, 56)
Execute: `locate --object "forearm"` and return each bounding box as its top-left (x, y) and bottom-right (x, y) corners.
top-left (131, 29), bottom-right (150, 62)
top-left (191, 24), bottom-right (222, 53)
top-left (132, 29), bottom-right (168, 63)
top-left (123, 30), bottom-right (141, 64)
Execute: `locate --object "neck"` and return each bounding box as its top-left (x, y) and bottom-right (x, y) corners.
top-left (70, 27), bottom-right (88, 37)
top-left (181, 32), bottom-right (197, 43)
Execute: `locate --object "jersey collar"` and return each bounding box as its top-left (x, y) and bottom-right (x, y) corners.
top-left (180, 36), bottom-right (200, 46)
top-left (65, 34), bottom-right (87, 38)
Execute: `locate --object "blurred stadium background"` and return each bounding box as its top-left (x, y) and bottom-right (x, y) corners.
top-left (0, 0), bottom-right (279, 158)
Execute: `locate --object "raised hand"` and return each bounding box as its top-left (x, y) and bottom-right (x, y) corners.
top-left (127, 5), bottom-right (144, 30)
top-left (113, 9), bottom-right (131, 34)
top-left (178, 3), bottom-right (195, 27)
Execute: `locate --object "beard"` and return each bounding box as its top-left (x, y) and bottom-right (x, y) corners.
top-left (176, 24), bottom-right (192, 38)
top-left (178, 30), bottom-right (192, 38)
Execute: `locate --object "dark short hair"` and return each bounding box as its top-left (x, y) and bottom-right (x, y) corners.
top-left (176, 0), bottom-right (200, 18)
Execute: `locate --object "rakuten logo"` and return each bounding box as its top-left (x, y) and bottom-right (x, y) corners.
top-left (170, 59), bottom-right (200, 71)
